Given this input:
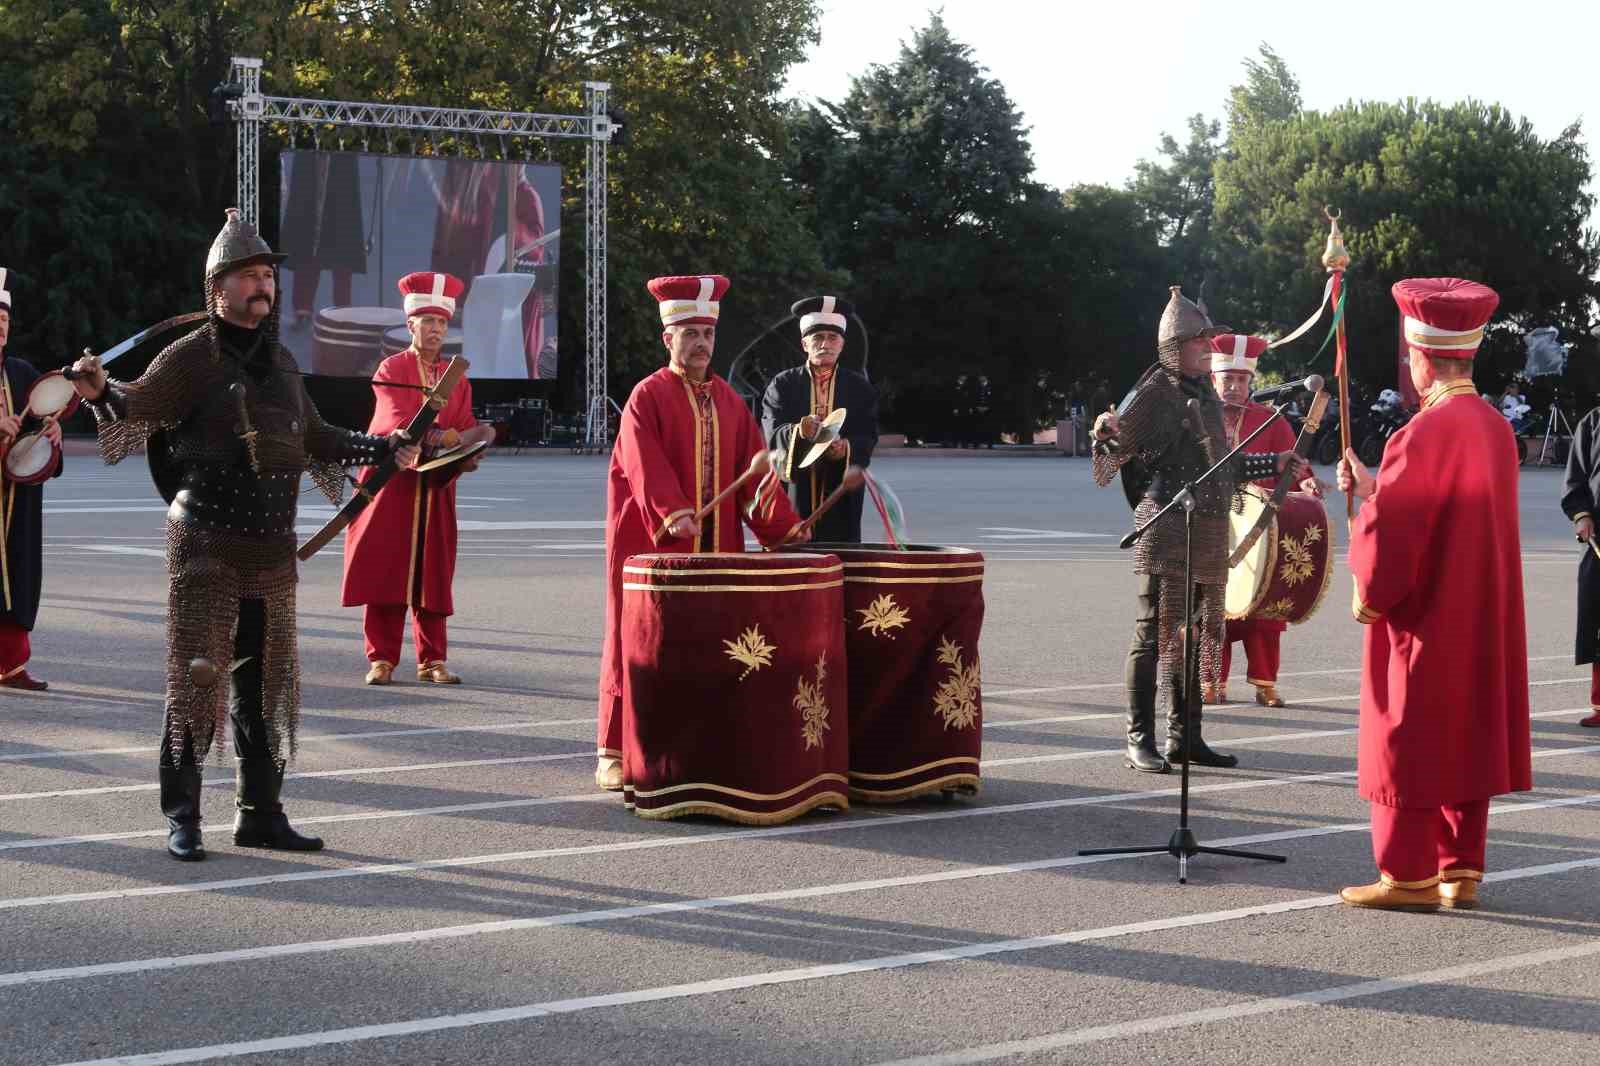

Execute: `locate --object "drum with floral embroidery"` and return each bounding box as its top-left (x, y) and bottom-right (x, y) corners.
top-left (1224, 484), bottom-right (1333, 624)
top-left (809, 544), bottom-right (985, 802)
top-left (620, 551), bottom-right (848, 825)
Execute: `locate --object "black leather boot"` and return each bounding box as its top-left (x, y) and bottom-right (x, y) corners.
top-left (159, 764), bottom-right (206, 861)
top-left (1165, 693), bottom-right (1239, 769)
top-left (232, 759), bottom-right (323, 851)
top-left (1125, 711), bottom-right (1170, 774)
top-left (1124, 615), bottom-right (1169, 774)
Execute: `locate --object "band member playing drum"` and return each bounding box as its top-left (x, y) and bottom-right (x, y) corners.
top-left (1560, 403), bottom-right (1600, 728)
top-left (1208, 333), bottom-right (1312, 708)
top-left (1092, 288), bottom-right (1306, 774)
top-left (596, 274), bottom-right (807, 792)
top-left (1336, 277), bottom-right (1531, 911)
top-left (0, 268), bottom-right (61, 690)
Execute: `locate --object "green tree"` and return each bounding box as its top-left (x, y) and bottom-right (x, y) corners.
top-left (1226, 43), bottom-right (1301, 140)
top-left (1128, 113), bottom-right (1221, 292)
top-left (1213, 98), bottom-right (1600, 390)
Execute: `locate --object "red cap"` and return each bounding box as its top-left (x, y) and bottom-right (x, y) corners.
top-left (1392, 277), bottom-right (1499, 360)
top-left (398, 271), bottom-right (466, 320)
top-left (1208, 333), bottom-right (1269, 374)
top-left (647, 275), bottom-right (730, 327)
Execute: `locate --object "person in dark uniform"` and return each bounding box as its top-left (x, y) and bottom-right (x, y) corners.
top-left (1561, 403), bottom-right (1600, 727)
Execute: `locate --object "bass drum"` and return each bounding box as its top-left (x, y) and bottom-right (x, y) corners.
top-left (1225, 484), bottom-right (1334, 624)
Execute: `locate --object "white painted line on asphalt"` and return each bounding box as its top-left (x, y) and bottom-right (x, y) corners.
top-left (0, 751), bottom-right (591, 802)
top-left (72, 545), bottom-right (166, 558)
top-left (7, 790), bottom-right (1593, 991)
top-left (0, 717), bottom-right (596, 764)
top-left (10, 736), bottom-right (1597, 911)
top-left (984, 654), bottom-right (1572, 697)
top-left (43, 852), bottom-right (1600, 1066)
top-left (0, 792), bottom-right (613, 852)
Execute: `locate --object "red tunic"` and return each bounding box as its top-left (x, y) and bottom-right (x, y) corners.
top-left (341, 352), bottom-right (477, 615)
top-left (1348, 381), bottom-right (1532, 807)
top-left (598, 367), bottom-right (803, 747)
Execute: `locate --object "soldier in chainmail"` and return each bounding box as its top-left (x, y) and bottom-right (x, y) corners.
top-left (1092, 287), bottom-right (1300, 774)
top-left (71, 209), bottom-right (416, 862)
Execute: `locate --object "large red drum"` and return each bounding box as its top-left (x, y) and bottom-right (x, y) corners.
top-left (809, 544), bottom-right (985, 802)
top-left (1224, 485), bottom-right (1333, 624)
top-left (621, 552), bottom-right (849, 825)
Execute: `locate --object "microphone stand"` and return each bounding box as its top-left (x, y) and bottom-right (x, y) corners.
top-left (1080, 398), bottom-right (1295, 883)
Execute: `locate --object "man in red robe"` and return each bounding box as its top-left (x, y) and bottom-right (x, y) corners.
top-left (1336, 277), bottom-right (1531, 912)
top-left (342, 271), bottom-right (495, 685)
top-left (596, 274), bottom-right (807, 790)
top-left (1207, 334), bottom-right (1300, 708)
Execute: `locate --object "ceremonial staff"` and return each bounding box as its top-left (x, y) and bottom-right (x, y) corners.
top-left (1323, 207), bottom-right (1354, 519)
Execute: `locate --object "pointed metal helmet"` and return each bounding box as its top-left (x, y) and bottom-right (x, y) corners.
top-left (1157, 286), bottom-right (1227, 348)
top-left (205, 207), bottom-right (287, 280)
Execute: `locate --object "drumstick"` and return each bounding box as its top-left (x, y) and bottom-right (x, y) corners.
top-left (691, 448), bottom-right (775, 524)
top-left (784, 466), bottom-right (866, 543)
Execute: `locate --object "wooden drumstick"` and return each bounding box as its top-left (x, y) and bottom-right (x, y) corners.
top-left (784, 465), bottom-right (866, 543)
top-left (691, 448), bottom-right (774, 525)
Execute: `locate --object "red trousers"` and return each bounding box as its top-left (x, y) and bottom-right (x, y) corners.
top-left (364, 605), bottom-right (447, 665)
top-left (1585, 666), bottom-right (1600, 727)
top-left (598, 690), bottom-right (622, 759)
top-left (1221, 618), bottom-right (1282, 686)
top-left (0, 620), bottom-right (30, 675)
top-left (1369, 799), bottom-right (1489, 886)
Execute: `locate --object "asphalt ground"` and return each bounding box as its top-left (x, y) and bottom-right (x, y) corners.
top-left (1, 451), bottom-right (1596, 1065)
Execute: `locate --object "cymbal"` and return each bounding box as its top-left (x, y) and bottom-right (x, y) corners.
top-left (414, 438), bottom-right (489, 472)
top-left (800, 407), bottom-right (848, 469)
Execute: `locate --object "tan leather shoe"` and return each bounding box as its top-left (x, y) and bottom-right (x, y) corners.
top-left (1254, 684), bottom-right (1286, 708)
top-left (1202, 684), bottom-right (1225, 705)
top-left (595, 757), bottom-right (624, 792)
top-left (1339, 877), bottom-right (1440, 912)
top-left (364, 660), bottom-right (395, 686)
top-left (1439, 879), bottom-right (1479, 910)
top-left (417, 661), bottom-right (461, 684)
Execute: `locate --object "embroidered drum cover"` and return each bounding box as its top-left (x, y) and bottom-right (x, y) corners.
top-left (809, 544), bottom-right (984, 802)
top-left (620, 551), bottom-right (848, 825)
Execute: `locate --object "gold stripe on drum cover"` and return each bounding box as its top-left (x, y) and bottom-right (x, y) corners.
top-left (632, 791), bottom-right (850, 826)
top-left (843, 575), bottom-right (985, 585)
top-left (836, 560), bottom-right (984, 570)
top-left (846, 756), bottom-right (979, 782)
top-left (850, 774), bottom-right (981, 802)
top-left (629, 771), bottom-right (849, 801)
top-left (621, 564), bottom-right (843, 578)
top-left (621, 580), bottom-right (845, 593)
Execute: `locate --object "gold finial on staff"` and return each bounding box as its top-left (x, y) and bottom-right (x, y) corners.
top-left (1322, 206), bottom-right (1351, 272)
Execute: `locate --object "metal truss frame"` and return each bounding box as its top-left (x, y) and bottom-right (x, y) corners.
top-left (228, 57), bottom-right (615, 450)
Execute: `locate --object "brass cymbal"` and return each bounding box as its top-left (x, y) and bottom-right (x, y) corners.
top-left (800, 407), bottom-right (848, 469)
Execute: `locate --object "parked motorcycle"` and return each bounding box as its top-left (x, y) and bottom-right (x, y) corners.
top-left (1356, 389), bottom-right (1412, 468)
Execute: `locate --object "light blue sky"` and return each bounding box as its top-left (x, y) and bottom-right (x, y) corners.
top-left (785, 0), bottom-right (1595, 230)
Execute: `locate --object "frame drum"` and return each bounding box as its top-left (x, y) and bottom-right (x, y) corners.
top-left (24, 371), bottom-right (81, 421)
top-left (4, 431), bottom-right (59, 485)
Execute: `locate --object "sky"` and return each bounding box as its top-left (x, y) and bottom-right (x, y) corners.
top-left (784, 0), bottom-right (1595, 218)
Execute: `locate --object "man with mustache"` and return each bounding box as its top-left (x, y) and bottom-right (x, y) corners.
top-left (595, 274), bottom-right (808, 791)
top-left (761, 295), bottom-right (879, 543)
top-left (0, 268), bottom-right (63, 690)
top-left (342, 271), bottom-right (495, 685)
top-left (71, 209), bottom-right (419, 861)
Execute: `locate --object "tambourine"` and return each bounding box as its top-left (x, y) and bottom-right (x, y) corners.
top-left (4, 431), bottom-right (60, 484)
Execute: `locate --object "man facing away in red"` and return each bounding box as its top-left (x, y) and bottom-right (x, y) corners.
top-left (342, 271), bottom-right (495, 686)
top-left (595, 274), bottom-right (807, 791)
top-left (1336, 277), bottom-right (1531, 912)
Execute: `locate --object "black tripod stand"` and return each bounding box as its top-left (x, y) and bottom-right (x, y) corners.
top-left (1079, 401), bottom-right (1294, 883)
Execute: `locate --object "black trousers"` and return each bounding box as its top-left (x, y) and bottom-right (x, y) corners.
top-left (158, 598), bottom-right (270, 768)
top-left (1124, 574), bottom-right (1205, 734)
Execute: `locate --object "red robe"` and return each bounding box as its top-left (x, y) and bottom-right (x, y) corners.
top-left (598, 367), bottom-right (803, 754)
top-left (1348, 381), bottom-right (1532, 807)
top-left (341, 352), bottom-right (477, 615)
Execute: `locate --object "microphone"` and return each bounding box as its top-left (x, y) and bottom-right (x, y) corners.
top-left (1251, 374), bottom-right (1324, 402)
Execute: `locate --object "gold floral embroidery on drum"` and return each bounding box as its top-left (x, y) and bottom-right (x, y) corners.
top-left (933, 636), bottom-right (981, 730)
top-left (1278, 524), bottom-right (1323, 586)
top-left (723, 625), bottom-right (776, 680)
top-left (858, 593), bottom-right (911, 638)
top-left (795, 653), bottom-right (831, 750)
top-left (1258, 597), bottom-right (1297, 621)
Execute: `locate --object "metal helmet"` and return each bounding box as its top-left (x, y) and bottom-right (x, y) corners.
top-left (1156, 286), bottom-right (1227, 349)
top-left (205, 207), bottom-right (286, 280)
